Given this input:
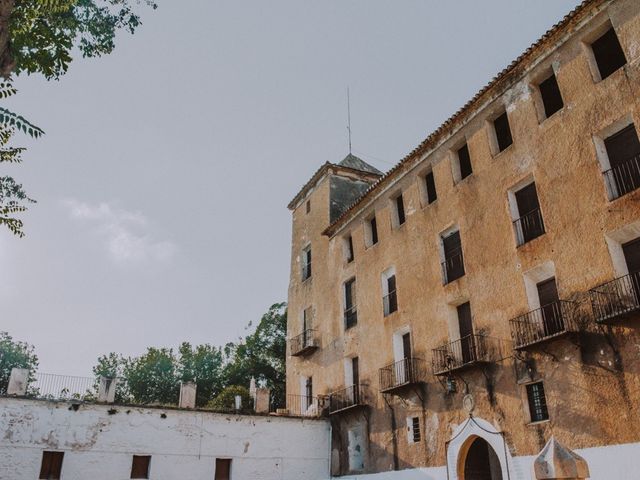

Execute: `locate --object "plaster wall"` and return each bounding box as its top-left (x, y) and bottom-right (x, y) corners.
top-left (0, 398), bottom-right (330, 480)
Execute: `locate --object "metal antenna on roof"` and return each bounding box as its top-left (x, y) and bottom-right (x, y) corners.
top-left (347, 87), bottom-right (352, 155)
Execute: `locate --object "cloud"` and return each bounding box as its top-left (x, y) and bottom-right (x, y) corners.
top-left (63, 199), bottom-right (177, 265)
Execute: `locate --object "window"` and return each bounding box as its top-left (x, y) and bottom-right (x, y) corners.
top-left (304, 377), bottom-right (313, 409)
top-left (301, 245), bottom-right (312, 281)
top-left (302, 306), bottom-right (312, 332)
top-left (39, 451), bottom-right (64, 480)
top-left (344, 278), bottom-right (357, 329)
top-left (407, 416), bottom-right (421, 443)
top-left (345, 235), bottom-right (355, 262)
top-left (305, 200), bottom-right (311, 214)
top-left (215, 458), bottom-right (232, 480)
top-left (538, 72), bottom-right (563, 119)
top-left (526, 381), bottom-right (549, 423)
top-left (394, 193), bottom-right (406, 226)
top-left (131, 455), bottom-right (151, 479)
top-left (493, 111), bottom-right (513, 153)
top-left (382, 268), bottom-right (398, 316)
top-left (603, 124), bottom-right (640, 199)
top-left (591, 26), bottom-right (626, 81)
top-left (512, 182), bottom-right (545, 246)
top-left (456, 143), bottom-right (473, 181)
top-left (457, 302), bottom-right (475, 364)
top-left (365, 215), bottom-right (378, 247)
top-left (425, 170), bottom-right (437, 204)
top-left (441, 230), bottom-right (465, 284)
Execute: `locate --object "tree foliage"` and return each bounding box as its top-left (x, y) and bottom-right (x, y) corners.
top-left (0, 331), bottom-right (38, 395)
top-left (206, 385), bottom-right (253, 413)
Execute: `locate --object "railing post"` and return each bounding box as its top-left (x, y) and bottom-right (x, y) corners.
top-left (179, 381), bottom-right (197, 409)
top-left (97, 376), bottom-right (118, 403)
top-left (7, 368), bottom-right (29, 396)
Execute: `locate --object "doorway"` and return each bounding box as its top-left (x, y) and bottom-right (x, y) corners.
top-left (463, 437), bottom-right (503, 480)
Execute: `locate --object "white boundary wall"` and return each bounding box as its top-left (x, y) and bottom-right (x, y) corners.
top-left (0, 397), bottom-right (330, 480)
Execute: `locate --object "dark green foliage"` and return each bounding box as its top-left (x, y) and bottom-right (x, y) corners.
top-left (177, 342), bottom-right (225, 407)
top-left (123, 347), bottom-right (179, 405)
top-left (0, 331), bottom-right (38, 395)
top-left (206, 385), bottom-right (253, 413)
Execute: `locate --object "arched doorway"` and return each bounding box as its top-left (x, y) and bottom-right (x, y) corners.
top-left (463, 437), bottom-right (503, 480)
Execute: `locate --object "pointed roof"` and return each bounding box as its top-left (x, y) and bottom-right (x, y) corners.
top-left (534, 437), bottom-right (590, 479)
top-left (338, 154), bottom-right (383, 175)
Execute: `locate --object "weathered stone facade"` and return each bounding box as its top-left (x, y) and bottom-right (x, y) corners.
top-left (287, 0), bottom-right (640, 477)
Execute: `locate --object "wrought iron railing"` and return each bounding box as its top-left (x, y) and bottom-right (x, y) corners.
top-left (383, 291), bottom-right (398, 316)
top-left (509, 300), bottom-right (578, 349)
top-left (590, 271), bottom-right (640, 323)
top-left (289, 329), bottom-right (319, 356)
top-left (603, 154), bottom-right (640, 200)
top-left (513, 208), bottom-right (545, 246)
top-left (329, 384), bottom-right (365, 414)
top-left (282, 394), bottom-right (321, 417)
top-left (432, 334), bottom-right (510, 375)
top-left (344, 306), bottom-right (358, 329)
top-left (379, 358), bottom-right (426, 392)
top-left (28, 373), bottom-right (96, 401)
top-left (441, 250), bottom-right (465, 284)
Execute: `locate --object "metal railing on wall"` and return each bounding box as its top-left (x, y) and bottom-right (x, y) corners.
top-left (590, 271), bottom-right (640, 323)
top-left (28, 373), bottom-right (96, 401)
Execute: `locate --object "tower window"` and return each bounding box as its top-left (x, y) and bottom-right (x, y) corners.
top-left (425, 170), bottom-right (437, 204)
top-left (394, 193), bottom-right (406, 226)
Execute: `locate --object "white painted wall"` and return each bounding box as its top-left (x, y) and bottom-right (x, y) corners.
top-left (0, 397), bottom-right (330, 480)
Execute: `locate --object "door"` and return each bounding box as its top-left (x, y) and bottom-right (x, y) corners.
top-left (515, 183), bottom-right (544, 242)
top-left (457, 302), bottom-right (474, 364)
top-left (443, 231), bottom-right (464, 281)
top-left (304, 377), bottom-right (313, 410)
top-left (400, 333), bottom-right (412, 383)
top-left (215, 459), bottom-right (232, 480)
top-left (537, 278), bottom-right (561, 336)
top-left (351, 357), bottom-right (359, 404)
top-left (463, 437), bottom-right (503, 480)
top-left (605, 124), bottom-right (640, 196)
top-left (623, 237), bottom-right (640, 306)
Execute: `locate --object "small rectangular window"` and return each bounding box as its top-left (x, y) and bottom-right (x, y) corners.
top-left (304, 377), bottom-right (313, 409)
top-left (425, 171), bottom-right (437, 204)
top-left (442, 230), bottom-right (465, 284)
top-left (538, 73), bottom-right (563, 119)
top-left (457, 144), bottom-right (473, 180)
top-left (305, 200), bottom-right (311, 214)
top-left (513, 182), bottom-right (545, 246)
top-left (370, 216), bottom-right (378, 245)
top-left (39, 451), bottom-right (64, 480)
top-left (301, 246), bottom-right (312, 281)
top-left (526, 381), bottom-right (549, 423)
top-left (493, 111), bottom-right (513, 152)
top-left (215, 458), bottom-right (232, 480)
top-left (591, 27), bottom-right (627, 81)
top-left (395, 194), bottom-right (406, 226)
top-left (411, 417), bottom-right (421, 443)
top-left (344, 278), bottom-right (357, 329)
top-left (346, 235), bottom-right (354, 262)
top-left (383, 273), bottom-right (397, 316)
top-left (131, 455), bottom-right (151, 479)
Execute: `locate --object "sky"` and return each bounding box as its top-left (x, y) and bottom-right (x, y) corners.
top-left (1, 0), bottom-right (582, 376)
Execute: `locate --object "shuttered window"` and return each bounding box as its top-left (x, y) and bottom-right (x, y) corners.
top-left (493, 111), bottom-right (513, 152)
top-left (301, 246), bottom-right (312, 280)
top-left (39, 451), bottom-right (64, 480)
top-left (442, 231), bottom-right (465, 283)
top-left (344, 278), bottom-right (357, 329)
top-left (538, 73), bottom-right (563, 118)
top-left (591, 27), bottom-right (627, 80)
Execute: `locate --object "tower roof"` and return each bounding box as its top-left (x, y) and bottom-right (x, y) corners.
top-left (338, 154), bottom-right (383, 175)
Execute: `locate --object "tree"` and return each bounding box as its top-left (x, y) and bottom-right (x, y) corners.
top-left (0, 331), bottom-right (38, 394)
top-left (92, 352), bottom-right (129, 402)
top-left (223, 303), bottom-right (287, 408)
top-left (123, 347), bottom-right (179, 405)
top-left (207, 385), bottom-right (253, 413)
top-left (177, 342), bottom-right (225, 408)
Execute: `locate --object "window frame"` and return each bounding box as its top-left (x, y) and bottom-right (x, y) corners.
top-left (301, 244), bottom-right (312, 281)
top-left (587, 24), bottom-right (627, 82)
top-left (526, 381), bottom-right (549, 423)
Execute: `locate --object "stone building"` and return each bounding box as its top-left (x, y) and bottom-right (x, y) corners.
top-left (286, 0), bottom-right (640, 478)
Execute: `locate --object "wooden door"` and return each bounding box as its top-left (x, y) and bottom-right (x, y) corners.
top-left (537, 278), bottom-right (560, 336)
top-left (457, 302), bottom-right (474, 364)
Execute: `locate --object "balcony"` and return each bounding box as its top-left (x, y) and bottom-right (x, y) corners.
top-left (289, 329), bottom-right (319, 357)
top-left (432, 334), bottom-right (509, 376)
top-left (441, 250), bottom-right (465, 284)
top-left (509, 301), bottom-right (578, 350)
top-left (379, 358), bottom-right (427, 394)
top-left (603, 155), bottom-right (640, 200)
top-left (513, 208), bottom-right (545, 246)
top-left (590, 272), bottom-right (640, 324)
top-left (328, 385), bottom-right (367, 415)
top-left (281, 394), bottom-right (322, 417)
top-left (344, 307), bottom-right (358, 330)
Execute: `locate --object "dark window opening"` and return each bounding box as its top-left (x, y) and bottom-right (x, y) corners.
top-left (215, 458), bottom-right (232, 480)
top-left (302, 246), bottom-right (312, 280)
top-left (514, 182), bottom-right (545, 245)
top-left (442, 230), bottom-right (465, 283)
top-left (526, 381), bottom-right (549, 423)
top-left (305, 200), bottom-right (311, 214)
top-left (395, 194), bottom-right (406, 226)
top-left (457, 144), bottom-right (473, 180)
top-left (536, 277), bottom-right (563, 337)
top-left (493, 111), bottom-right (513, 153)
top-left (131, 455), bottom-right (151, 479)
top-left (384, 274), bottom-right (398, 316)
top-left (346, 235), bottom-right (354, 262)
top-left (538, 73), bottom-right (563, 118)
top-left (39, 451), bottom-right (64, 480)
top-left (591, 27), bottom-right (627, 80)
top-left (411, 417), bottom-right (421, 443)
top-left (369, 216), bottom-right (378, 245)
top-left (604, 124), bottom-right (640, 199)
top-left (304, 377), bottom-right (313, 409)
top-left (457, 302), bottom-right (474, 364)
top-left (344, 278), bottom-right (357, 329)
top-left (425, 171), bottom-right (437, 204)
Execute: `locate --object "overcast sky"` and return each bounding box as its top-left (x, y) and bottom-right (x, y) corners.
top-left (1, 0), bottom-right (581, 376)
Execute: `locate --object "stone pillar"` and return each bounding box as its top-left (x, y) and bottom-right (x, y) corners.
top-left (97, 377), bottom-right (118, 403)
top-left (534, 436), bottom-right (590, 480)
top-left (179, 381), bottom-right (197, 409)
top-left (254, 388), bottom-right (271, 413)
top-left (7, 368), bottom-right (29, 396)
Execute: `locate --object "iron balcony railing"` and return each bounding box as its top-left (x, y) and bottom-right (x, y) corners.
top-left (28, 373), bottom-right (96, 401)
top-left (603, 154), bottom-right (640, 200)
top-left (379, 358), bottom-right (427, 393)
top-left (283, 393), bottom-right (322, 417)
top-left (441, 249), bottom-right (465, 284)
top-left (590, 271), bottom-right (640, 323)
top-left (509, 300), bottom-right (578, 349)
top-left (513, 208), bottom-right (545, 246)
top-left (344, 306), bottom-right (358, 329)
top-left (432, 334), bottom-right (510, 376)
top-left (289, 329), bottom-right (319, 356)
top-left (329, 384), bottom-right (366, 415)
top-left (383, 290), bottom-right (398, 316)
